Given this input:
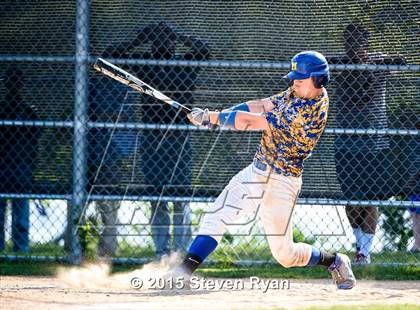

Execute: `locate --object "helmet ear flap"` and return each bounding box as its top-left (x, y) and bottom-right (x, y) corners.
top-left (313, 73), bottom-right (330, 89)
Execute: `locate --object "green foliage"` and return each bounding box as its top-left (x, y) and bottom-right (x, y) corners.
top-left (293, 227), bottom-right (316, 245)
top-left (221, 232), bottom-right (234, 245)
top-left (77, 215), bottom-right (100, 260)
top-left (116, 240), bottom-right (155, 259)
top-left (219, 228), bottom-right (315, 248)
top-left (380, 205), bottom-right (412, 251)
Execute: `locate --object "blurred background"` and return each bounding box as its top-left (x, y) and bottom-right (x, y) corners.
top-left (0, 0), bottom-right (418, 266)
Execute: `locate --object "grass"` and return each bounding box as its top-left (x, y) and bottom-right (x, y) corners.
top-left (1, 242), bottom-right (65, 257)
top-left (198, 264), bottom-right (420, 280)
top-left (211, 247), bottom-right (420, 264)
top-left (2, 241), bottom-right (419, 264)
top-left (1, 260), bottom-right (419, 281)
top-left (1, 242), bottom-right (419, 280)
top-left (0, 261), bottom-right (62, 276)
top-left (106, 237), bottom-right (420, 265)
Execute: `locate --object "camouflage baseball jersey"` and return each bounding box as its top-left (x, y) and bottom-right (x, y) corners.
top-left (254, 87), bottom-right (329, 177)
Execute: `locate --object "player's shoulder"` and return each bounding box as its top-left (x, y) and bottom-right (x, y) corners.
top-left (314, 89), bottom-right (329, 109)
top-left (320, 88), bottom-right (329, 102)
top-left (294, 89), bottom-right (329, 106)
top-left (291, 90), bottom-right (329, 119)
top-left (269, 88), bottom-right (290, 104)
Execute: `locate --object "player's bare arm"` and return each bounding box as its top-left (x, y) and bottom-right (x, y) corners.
top-left (188, 98), bottom-right (273, 131)
top-left (213, 110), bottom-right (269, 130)
top-left (221, 98), bottom-right (275, 114)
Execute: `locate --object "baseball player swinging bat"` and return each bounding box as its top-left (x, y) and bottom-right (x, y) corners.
top-left (166, 51), bottom-right (356, 291)
top-left (93, 58), bottom-right (191, 113)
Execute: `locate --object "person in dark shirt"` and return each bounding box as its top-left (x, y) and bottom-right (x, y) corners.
top-left (87, 75), bottom-right (136, 256)
top-left (0, 66), bottom-right (41, 253)
top-left (403, 121), bottom-right (420, 252)
top-left (105, 21), bottom-right (210, 257)
top-left (330, 22), bottom-right (406, 264)
top-left (65, 42), bottom-right (137, 258)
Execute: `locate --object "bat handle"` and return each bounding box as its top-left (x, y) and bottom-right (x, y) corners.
top-left (172, 101), bottom-right (191, 113)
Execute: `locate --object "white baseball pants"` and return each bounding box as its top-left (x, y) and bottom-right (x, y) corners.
top-left (198, 162), bottom-right (312, 267)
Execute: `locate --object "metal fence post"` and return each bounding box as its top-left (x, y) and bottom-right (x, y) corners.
top-left (70, 0), bottom-right (91, 265)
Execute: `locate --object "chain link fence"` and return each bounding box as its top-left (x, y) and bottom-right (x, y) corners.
top-left (0, 0), bottom-right (419, 266)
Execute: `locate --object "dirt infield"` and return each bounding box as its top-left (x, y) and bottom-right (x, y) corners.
top-left (1, 275), bottom-right (419, 310)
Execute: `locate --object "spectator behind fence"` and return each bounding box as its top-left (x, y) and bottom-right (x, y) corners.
top-left (104, 21), bottom-right (211, 257)
top-left (85, 40), bottom-right (141, 256)
top-left (329, 22), bottom-right (406, 264)
top-left (409, 195), bottom-right (420, 253)
top-left (402, 121), bottom-right (420, 252)
top-left (0, 66), bottom-right (41, 253)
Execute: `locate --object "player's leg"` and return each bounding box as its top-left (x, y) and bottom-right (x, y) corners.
top-left (411, 210), bottom-right (420, 252)
top-left (171, 136), bottom-right (192, 252)
top-left (356, 150), bottom-right (388, 264)
top-left (172, 201), bottom-right (192, 252)
top-left (96, 199), bottom-right (119, 256)
top-left (258, 174), bottom-right (312, 267)
top-left (140, 131), bottom-right (171, 257)
top-left (409, 196), bottom-right (420, 252)
top-left (335, 147), bottom-right (364, 254)
top-left (259, 174), bottom-right (355, 289)
top-left (0, 199), bottom-right (8, 251)
top-left (259, 175), bottom-right (335, 268)
top-left (356, 205), bottom-right (378, 263)
top-left (150, 200), bottom-right (171, 257)
top-left (174, 164), bottom-right (262, 274)
top-left (11, 198), bottom-right (29, 253)
top-left (345, 205), bottom-right (363, 252)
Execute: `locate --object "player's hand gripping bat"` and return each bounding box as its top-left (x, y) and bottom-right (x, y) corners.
top-left (93, 58), bottom-right (191, 113)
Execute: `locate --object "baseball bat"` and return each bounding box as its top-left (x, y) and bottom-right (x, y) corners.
top-left (93, 58), bottom-right (191, 113)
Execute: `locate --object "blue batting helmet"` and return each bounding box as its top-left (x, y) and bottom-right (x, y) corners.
top-left (284, 51), bottom-right (330, 88)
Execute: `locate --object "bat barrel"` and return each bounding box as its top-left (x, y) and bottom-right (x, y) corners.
top-left (94, 58), bottom-right (191, 114)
